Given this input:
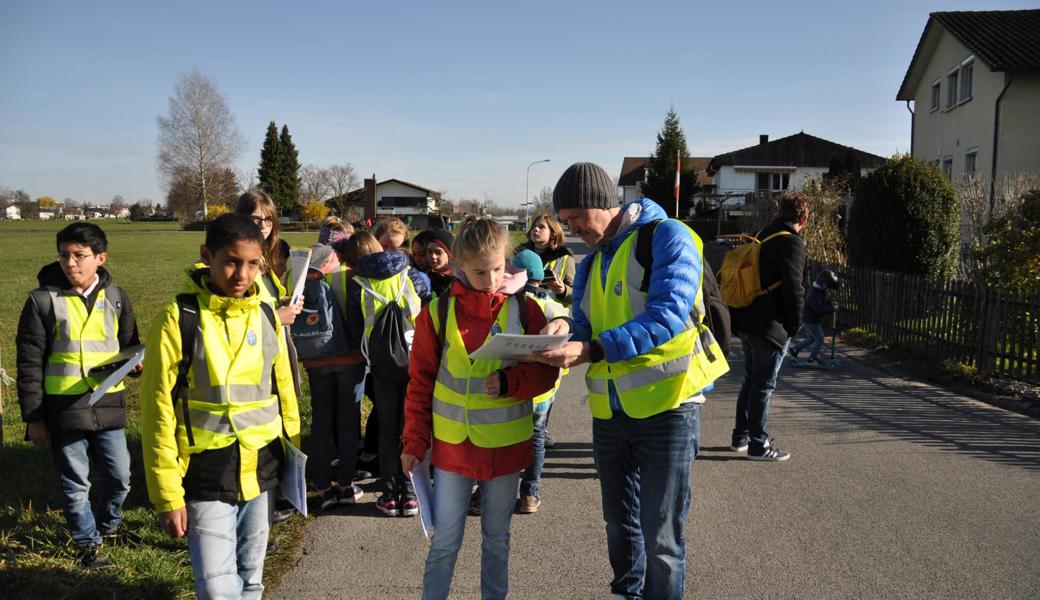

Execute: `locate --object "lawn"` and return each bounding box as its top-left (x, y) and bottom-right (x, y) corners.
top-left (0, 220), bottom-right (327, 600)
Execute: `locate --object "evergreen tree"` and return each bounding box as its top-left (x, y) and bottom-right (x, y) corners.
top-left (641, 108), bottom-right (697, 218)
top-left (258, 121), bottom-right (282, 203)
top-left (279, 124), bottom-right (301, 212)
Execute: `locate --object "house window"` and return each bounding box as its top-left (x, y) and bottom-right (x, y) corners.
top-left (964, 148), bottom-right (977, 175)
top-left (942, 156), bottom-right (954, 180)
top-left (959, 59), bottom-right (973, 103)
top-left (946, 69), bottom-right (959, 108)
top-left (756, 172), bottom-right (790, 192)
top-left (930, 80), bottom-right (941, 111)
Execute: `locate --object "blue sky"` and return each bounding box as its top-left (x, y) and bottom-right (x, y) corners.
top-left (1, 0), bottom-right (1034, 208)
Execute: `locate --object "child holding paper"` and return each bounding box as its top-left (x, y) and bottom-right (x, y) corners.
top-left (401, 217), bottom-right (559, 600)
top-left (140, 213), bottom-right (300, 599)
top-left (16, 222), bottom-right (140, 569)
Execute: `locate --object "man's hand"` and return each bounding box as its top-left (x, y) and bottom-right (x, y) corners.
top-left (539, 318), bottom-right (571, 336)
top-left (529, 341), bottom-right (590, 369)
top-left (159, 508), bottom-right (188, 538)
top-left (26, 421), bottom-right (50, 447)
top-left (401, 453), bottom-right (420, 475)
top-left (484, 373), bottom-right (502, 397)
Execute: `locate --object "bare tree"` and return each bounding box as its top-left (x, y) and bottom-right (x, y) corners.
top-left (156, 70), bottom-right (245, 218)
top-left (532, 186), bottom-right (553, 214)
top-left (300, 165), bottom-right (331, 204)
top-left (322, 163), bottom-right (359, 200)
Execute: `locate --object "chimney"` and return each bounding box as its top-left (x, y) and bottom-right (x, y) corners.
top-left (364, 176), bottom-right (377, 222)
top-left (759, 134), bottom-right (769, 145)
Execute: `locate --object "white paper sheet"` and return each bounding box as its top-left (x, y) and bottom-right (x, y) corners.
top-left (468, 333), bottom-right (571, 361)
top-left (286, 248), bottom-right (312, 306)
top-left (408, 458), bottom-right (435, 539)
top-left (280, 439), bottom-right (309, 517)
top-left (87, 345), bottom-right (145, 407)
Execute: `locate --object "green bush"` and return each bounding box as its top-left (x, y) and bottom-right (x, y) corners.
top-left (848, 154), bottom-right (960, 279)
top-left (972, 189), bottom-right (1040, 291)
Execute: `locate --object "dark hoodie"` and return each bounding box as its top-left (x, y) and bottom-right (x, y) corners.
top-left (346, 250), bottom-right (432, 346)
top-left (16, 262), bottom-right (140, 431)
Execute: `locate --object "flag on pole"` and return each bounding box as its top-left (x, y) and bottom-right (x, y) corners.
top-left (674, 149), bottom-right (681, 217)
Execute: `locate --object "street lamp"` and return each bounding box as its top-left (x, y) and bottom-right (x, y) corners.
top-left (525, 158), bottom-right (551, 230)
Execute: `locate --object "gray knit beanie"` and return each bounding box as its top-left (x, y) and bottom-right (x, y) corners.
top-left (552, 162), bottom-right (616, 211)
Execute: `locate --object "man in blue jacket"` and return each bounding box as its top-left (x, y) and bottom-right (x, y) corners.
top-left (531, 162), bottom-right (728, 599)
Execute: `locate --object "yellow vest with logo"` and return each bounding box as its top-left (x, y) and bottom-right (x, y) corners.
top-left (43, 286), bottom-right (124, 395)
top-left (429, 295), bottom-right (534, 447)
top-left (179, 299), bottom-right (284, 497)
top-left (354, 269), bottom-right (422, 356)
top-left (529, 293), bottom-right (568, 405)
top-left (581, 222), bottom-right (729, 419)
top-left (544, 254), bottom-right (571, 282)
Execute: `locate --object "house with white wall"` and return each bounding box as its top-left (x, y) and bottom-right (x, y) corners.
top-left (896, 9), bottom-right (1040, 200)
top-left (327, 177), bottom-right (445, 229)
top-left (3, 205), bottom-right (21, 220)
top-left (617, 156), bottom-right (713, 206)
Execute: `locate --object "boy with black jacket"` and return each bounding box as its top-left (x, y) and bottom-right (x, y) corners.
top-left (790, 270), bottom-right (840, 363)
top-left (16, 222), bottom-right (140, 569)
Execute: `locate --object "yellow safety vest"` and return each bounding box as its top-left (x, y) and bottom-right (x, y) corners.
top-left (354, 268), bottom-right (422, 356)
top-left (179, 298), bottom-right (285, 493)
top-left (544, 254), bottom-right (571, 282)
top-left (529, 293), bottom-right (568, 405)
top-left (581, 221), bottom-right (729, 419)
top-left (43, 286), bottom-right (124, 395)
top-left (429, 295), bottom-right (533, 447)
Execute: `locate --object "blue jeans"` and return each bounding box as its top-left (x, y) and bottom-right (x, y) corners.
top-left (187, 491), bottom-right (274, 600)
top-left (592, 403), bottom-right (698, 600)
top-left (733, 333), bottom-right (789, 452)
top-left (792, 322), bottom-right (825, 358)
top-left (422, 468), bottom-right (522, 600)
top-left (520, 405), bottom-right (550, 497)
top-left (50, 428), bottom-right (131, 547)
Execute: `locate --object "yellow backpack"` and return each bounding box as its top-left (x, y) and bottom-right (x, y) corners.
top-left (717, 231), bottom-right (791, 308)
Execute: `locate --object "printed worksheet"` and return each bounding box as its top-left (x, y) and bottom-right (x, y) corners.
top-left (468, 334), bottom-right (571, 360)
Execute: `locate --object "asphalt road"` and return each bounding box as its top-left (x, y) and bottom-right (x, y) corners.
top-left (272, 241), bottom-right (1040, 599)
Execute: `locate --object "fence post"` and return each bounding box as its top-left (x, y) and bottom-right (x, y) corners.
top-left (976, 286), bottom-right (1000, 374)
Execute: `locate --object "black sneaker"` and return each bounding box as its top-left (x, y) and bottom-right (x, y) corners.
top-left (338, 483), bottom-right (364, 506)
top-left (748, 441), bottom-right (791, 462)
top-left (730, 441), bottom-right (749, 452)
top-left (272, 508), bottom-right (295, 523)
top-left (788, 347), bottom-right (801, 359)
top-left (320, 487), bottom-right (341, 511)
top-left (76, 543), bottom-right (112, 570)
top-left (467, 488), bottom-right (481, 516)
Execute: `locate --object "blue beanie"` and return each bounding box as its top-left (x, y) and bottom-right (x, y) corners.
top-left (512, 249), bottom-right (544, 281)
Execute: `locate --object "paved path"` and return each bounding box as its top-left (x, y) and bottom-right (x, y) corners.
top-left (273, 243), bottom-right (1040, 599)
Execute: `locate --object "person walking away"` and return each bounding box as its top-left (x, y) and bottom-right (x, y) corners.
top-left (401, 217), bottom-right (559, 600)
top-left (789, 269), bottom-right (839, 365)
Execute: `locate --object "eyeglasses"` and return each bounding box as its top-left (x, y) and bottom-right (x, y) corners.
top-left (58, 252), bottom-right (96, 264)
top-left (252, 216), bottom-right (275, 226)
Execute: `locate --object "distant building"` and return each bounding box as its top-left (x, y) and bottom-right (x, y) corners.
top-left (3, 205), bottom-right (21, 220)
top-left (38, 210), bottom-right (56, 220)
top-left (617, 156), bottom-right (714, 206)
top-left (896, 9), bottom-right (1040, 196)
top-left (327, 177), bottom-right (445, 230)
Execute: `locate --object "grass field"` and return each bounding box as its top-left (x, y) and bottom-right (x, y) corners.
top-left (0, 220), bottom-right (329, 599)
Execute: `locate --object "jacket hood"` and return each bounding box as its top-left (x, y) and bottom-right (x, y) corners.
top-left (600, 197), bottom-right (667, 253)
top-left (355, 250), bottom-right (410, 279)
top-left (37, 261), bottom-right (113, 290)
top-left (183, 263), bottom-right (263, 315)
top-left (451, 265), bottom-right (528, 296)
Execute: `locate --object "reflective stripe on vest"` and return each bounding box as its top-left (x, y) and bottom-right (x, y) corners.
top-left (325, 267), bottom-right (350, 317)
top-left (179, 302), bottom-right (283, 450)
top-left (355, 269), bottom-right (422, 345)
top-left (43, 286), bottom-right (122, 395)
top-left (530, 294), bottom-right (567, 405)
top-left (545, 255), bottom-right (570, 282)
top-left (580, 221), bottom-right (729, 419)
top-left (429, 295), bottom-right (533, 447)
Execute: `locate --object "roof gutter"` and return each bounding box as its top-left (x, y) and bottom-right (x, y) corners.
top-left (989, 72), bottom-right (1013, 218)
top-left (905, 100), bottom-right (914, 156)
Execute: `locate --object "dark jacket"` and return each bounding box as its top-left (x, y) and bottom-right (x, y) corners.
top-left (802, 284), bottom-right (837, 325)
top-left (730, 220), bottom-right (807, 348)
top-left (515, 241), bottom-right (576, 303)
top-left (346, 250), bottom-right (432, 346)
top-left (427, 270), bottom-right (454, 297)
top-left (16, 263), bottom-right (140, 431)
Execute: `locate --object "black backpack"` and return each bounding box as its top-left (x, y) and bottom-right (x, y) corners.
top-left (173, 293), bottom-right (279, 446)
top-left (357, 272), bottom-right (415, 382)
top-left (636, 220), bottom-right (731, 358)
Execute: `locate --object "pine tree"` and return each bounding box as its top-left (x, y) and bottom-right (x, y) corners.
top-left (279, 124), bottom-right (301, 213)
top-left (641, 108), bottom-right (697, 218)
top-left (258, 121), bottom-right (282, 202)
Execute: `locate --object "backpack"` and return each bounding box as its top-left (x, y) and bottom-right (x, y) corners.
top-left (290, 275), bottom-right (349, 361)
top-left (635, 220), bottom-right (731, 358)
top-left (173, 294), bottom-right (279, 446)
top-left (717, 230), bottom-right (791, 308)
top-left (356, 272), bottom-right (415, 382)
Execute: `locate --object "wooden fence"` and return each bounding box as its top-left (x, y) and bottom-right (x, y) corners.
top-left (807, 260), bottom-right (1040, 383)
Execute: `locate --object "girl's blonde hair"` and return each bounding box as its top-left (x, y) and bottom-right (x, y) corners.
top-left (339, 231), bottom-right (382, 267)
top-left (527, 214), bottom-right (565, 250)
top-left (322, 215), bottom-right (354, 235)
top-left (373, 217), bottom-right (408, 242)
top-left (234, 190), bottom-right (285, 275)
top-left (452, 216), bottom-right (510, 264)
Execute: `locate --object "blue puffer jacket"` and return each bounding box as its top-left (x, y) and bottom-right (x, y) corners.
top-left (571, 198), bottom-right (710, 407)
top-left (346, 250), bottom-right (432, 346)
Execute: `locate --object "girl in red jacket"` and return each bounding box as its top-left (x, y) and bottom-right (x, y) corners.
top-left (401, 217), bottom-right (559, 600)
